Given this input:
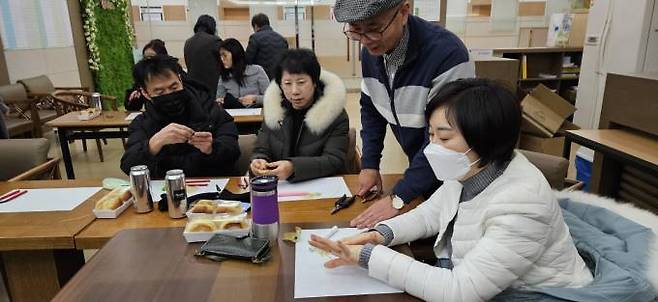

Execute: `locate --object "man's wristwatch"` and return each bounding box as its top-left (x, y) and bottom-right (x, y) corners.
top-left (391, 194), bottom-right (404, 210)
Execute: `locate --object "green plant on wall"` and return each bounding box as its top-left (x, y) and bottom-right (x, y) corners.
top-left (81, 0), bottom-right (135, 107)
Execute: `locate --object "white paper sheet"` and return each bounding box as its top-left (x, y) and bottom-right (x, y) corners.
top-left (277, 177), bottom-right (352, 202)
top-left (149, 178), bottom-right (229, 201)
top-left (0, 187), bottom-right (102, 213)
top-left (225, 108), bottom-right (262, 116)
top-left (294, 228), bottom-right (403, 298)
top-left (124, 112), bottom-right (142, 121)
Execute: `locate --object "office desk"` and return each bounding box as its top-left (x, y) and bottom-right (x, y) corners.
top-left (54, 226), bottom-right (420, 302)
top-left (0, 180), bottom-right (104, 302)
top-left (563, 129), bottom-right (658, 211)
top-left (75, 175), bottom-right (407, 250)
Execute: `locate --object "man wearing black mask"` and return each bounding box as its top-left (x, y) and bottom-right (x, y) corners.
top-left (120, 55), bottom-right (240, 178)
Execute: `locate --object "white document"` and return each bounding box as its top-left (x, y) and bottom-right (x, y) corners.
top-left (0, 187), bottom-right (102, 213)
top-left (278, 177), bottom-right (352, 202)
top-left (225, 108), bottom-right (262, 116)
top-left (294, 228), bottom-right (403, 298)
top-left (149, 178), bottom-right (229, 201)
top-left (124, 112), bottom-right (142, 121)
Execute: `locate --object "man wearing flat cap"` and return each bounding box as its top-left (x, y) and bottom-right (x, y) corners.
top-left (334, 0), bottom-right (474, 228)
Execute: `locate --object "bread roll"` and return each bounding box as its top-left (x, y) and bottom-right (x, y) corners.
top-left (187, 220), bottom-right (217, 232)
top-left (119, 189), bottom-right (132, 201)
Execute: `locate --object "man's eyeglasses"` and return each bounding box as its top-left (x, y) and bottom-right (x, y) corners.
top-left (343, 6), bottom-right (401, 42)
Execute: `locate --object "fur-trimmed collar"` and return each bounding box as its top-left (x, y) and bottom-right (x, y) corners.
top-left (555, 190), bottom-right (658, 291)
top-left (262, 70), bottom-right (346, 135)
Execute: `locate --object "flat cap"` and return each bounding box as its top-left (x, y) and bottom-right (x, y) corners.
top-left (333, 0), bottom-right (404, 23)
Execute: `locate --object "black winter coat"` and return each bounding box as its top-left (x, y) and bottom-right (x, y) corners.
top-left (245, 26), bottom-right (288, 79)
top-left (184, 32), bottom-right (222, 97)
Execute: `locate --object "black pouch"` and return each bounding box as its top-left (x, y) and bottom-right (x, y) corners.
top-left (222, 93), bottom-right (245, 109)
top-left (195, 234), bottom-right (271, 264)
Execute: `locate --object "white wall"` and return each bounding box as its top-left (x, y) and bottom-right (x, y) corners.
top-left (4, 47), bottom-right (81, 86)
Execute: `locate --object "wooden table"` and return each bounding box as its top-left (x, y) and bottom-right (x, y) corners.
top-left (75, 175), bottom-right (407, 250)
top-left (47, 111), bottom-right (264, 180)
top-left (54, 226), bottom-right (419, 302)
top-left (46, 111), bottom-right (131, 179)
top-left (0, 180), bottom-right (107, 302)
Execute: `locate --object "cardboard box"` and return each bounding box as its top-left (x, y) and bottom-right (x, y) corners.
top-left (568, 12), bottom-right (588, 47)
top-left (521, 84), bottom-right (576, 138)
top-left (519, 134), bottom-right (565, 158)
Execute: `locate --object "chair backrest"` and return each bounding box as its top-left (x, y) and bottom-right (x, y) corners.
top-left (0, 84), bottom-right (29, 102)
top-left (519, 149), bottom-right (569, 190)
top-left (236, 134), bottom-right (258, 175)
top-left (343, 127), bottom-right (361, 174)
top-left (17, 75), bottom-right (55, 95)
top-left (0, 138), bottom-right (50, 180)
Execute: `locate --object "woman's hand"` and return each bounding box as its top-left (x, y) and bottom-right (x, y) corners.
top-left (239, 95), bottom-right (257, 106)
top-left (309, 234), bottom-right (363, 268)
top-left (340, 230), bottom-right (385, 246)
top-left (266, 160), bottom-right (294, 180)
top-left (250, 159), bottom-right (269, 175)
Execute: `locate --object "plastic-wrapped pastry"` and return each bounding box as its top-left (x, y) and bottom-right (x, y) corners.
top-left (186, 220), bottom-right (217, 232)
top-left (190, 200), bottom-right (217, 213)
top-left (95, 187), bottom-right (131, 210)
top-left (216, 218), bottom-right (249, 230)
top-left (214, 201), bottom-right (242, 215)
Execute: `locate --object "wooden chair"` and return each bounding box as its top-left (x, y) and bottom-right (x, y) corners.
top-left (8, 158), bottom-right (61, 181)
top-left (0, 84), bottom-right (41, 138)
top-left (17, 75), bottom-right (88, 123)
top-left (0, 138), bottom-right (60, 181)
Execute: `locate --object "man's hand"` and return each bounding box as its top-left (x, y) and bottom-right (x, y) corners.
top-left (266, 160), bottom-right (294, 180)
top-left (128, 90), bottom-right (142, 101)
top-left (358, 169), bottom-right (382, 196)
top-left (350, 195), bottom-right (399, 229)
top-left (148, 123), bottom-right (194, 155)
top-left (239, 95), bottom-right (257, 107)
top-left (250, 159), bottom-right (269, 175)
top-left (188, 131), bottom-right (213, 155)
top-left (215, 97), bottom-right (224, 105)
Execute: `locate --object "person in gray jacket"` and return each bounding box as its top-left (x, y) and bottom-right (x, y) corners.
top-left (250, 49), bottom-right (349, 182)
top-left (245, 13), bottom-right (289, 79)
top-left (216, 38), bottom-right (270, 108)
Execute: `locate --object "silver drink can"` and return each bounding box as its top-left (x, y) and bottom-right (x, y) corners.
top-left (91, 92), bottom-right (102, 110)
top-left (165, 169), bottom-right (187, 219)
top-left (129, 165), bottom-right (153, 213)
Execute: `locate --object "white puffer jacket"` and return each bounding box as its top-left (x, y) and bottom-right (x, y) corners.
top-left (368, 152), bottom-right (593, 301)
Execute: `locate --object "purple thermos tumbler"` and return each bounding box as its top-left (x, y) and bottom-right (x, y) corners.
top-left (250, 175), bottom-right (279, 244)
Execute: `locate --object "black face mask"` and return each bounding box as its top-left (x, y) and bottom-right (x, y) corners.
top-left (150, 89), bottom-right (190, 121)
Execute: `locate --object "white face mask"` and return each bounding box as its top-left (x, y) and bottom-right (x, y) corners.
top-left (423, 143), bottom-right (480, 181)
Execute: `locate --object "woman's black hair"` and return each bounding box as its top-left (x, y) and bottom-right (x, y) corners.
top-left (142, 39), bottom-right (168, 56)
top-left (425, 78), bottom-right (521, 167)
top-left (274, 48), bottom-right (324, 102)
top-left (218, 38), bottom-right (247, 86)
top-left (193, 15), bottom-right (216, 35)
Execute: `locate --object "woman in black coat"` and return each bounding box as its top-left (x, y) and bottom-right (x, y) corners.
top-left (250, 49), bottom-right (349, 182)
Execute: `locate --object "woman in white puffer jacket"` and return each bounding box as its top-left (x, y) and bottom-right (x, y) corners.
top-left (310, 79), bottom-right (593, 301)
